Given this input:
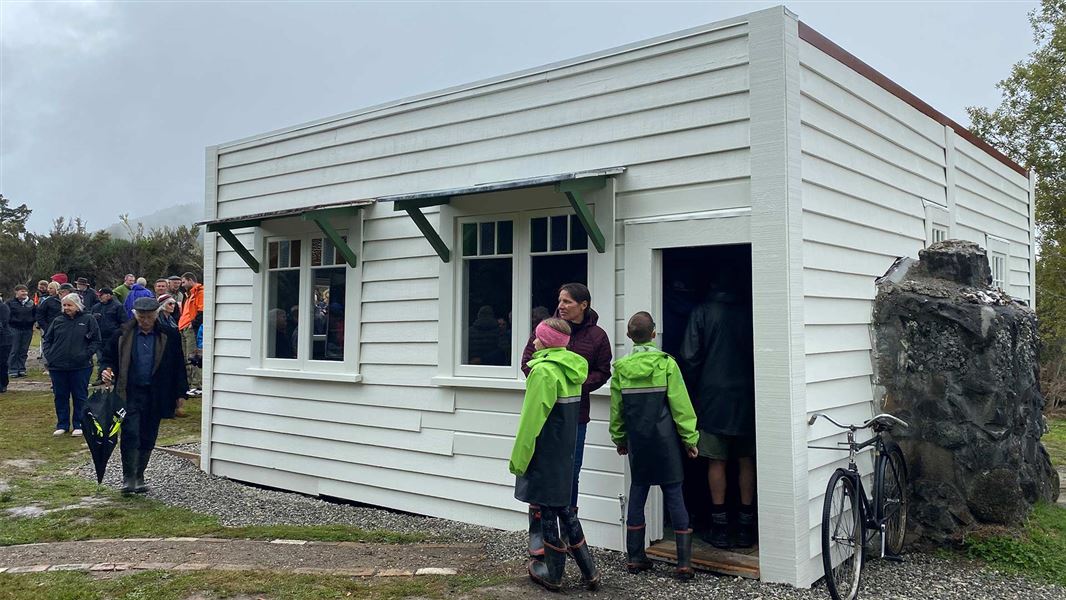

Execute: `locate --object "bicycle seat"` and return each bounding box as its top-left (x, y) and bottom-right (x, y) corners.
top-left (865, 413), bottom-right (908, 432)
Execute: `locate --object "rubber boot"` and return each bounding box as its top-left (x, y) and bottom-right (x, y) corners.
top-left (735, 505), bottom-right (756, 548)
top-left (133, 448), bottom-right (152, 494)
top-left (674, 529), bottom-right (695, 580)
top-left (704, 505), bottom-right (730, 549)
top-left (626, 524), bottom-right (653, 574)
top-left (119, 445), bottom-right (138, 495)
top-left (528, 505), bottom-right (544, 560)
top-left (528, 507), bottom-right (565, 591)
top-left (558, 506), bottom-right (576, 547)
top-left (560, 507), bottom-right (600, 591)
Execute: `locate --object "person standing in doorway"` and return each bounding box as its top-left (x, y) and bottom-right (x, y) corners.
top-left (679, 264), bottom-right (756, 549)
top-left (178, 272), bottom-right (203, 397)
top-left (43, 294), bottom-right (101, 437)
top-left (101, 297), bottom-right (188, 494)
top-left (520, 282), bottom-right (611, 558)
top-left (7, 285), bottom-right (36, 379)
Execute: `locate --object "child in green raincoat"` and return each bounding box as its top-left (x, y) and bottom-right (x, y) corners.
top-left (610, 311), bottom-right (700, 579)
top-left (509, 317), bottom-right (600, 592)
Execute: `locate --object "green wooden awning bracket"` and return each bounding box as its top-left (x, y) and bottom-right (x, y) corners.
top-left (393, 198), bottom-right (452, 263)
top-left (301, 207), bottom-right (362, 268)
top-left (207, 221), bottom-right (263, 273)
top-left (556, 177), bottom-right (607, 253)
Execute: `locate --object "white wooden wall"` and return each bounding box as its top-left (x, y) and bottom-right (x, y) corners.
top-left (797, 39), bottom-right (1034, 585)
top-left (205, 17), bottom-right (753, 552)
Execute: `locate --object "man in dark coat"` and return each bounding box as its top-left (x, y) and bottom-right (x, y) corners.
top-left (679, 265), bottom-right (756, 549)
top-left (90, 288), bottom-right (127, 382)
top-left (6, 285), bottom-right (35, 378)
top-left (0, 296), bottom-right (11, 393)
top-left (75, 277), bottom-right (98, 312)
top-left (101, 297), bottom-right (188, 494)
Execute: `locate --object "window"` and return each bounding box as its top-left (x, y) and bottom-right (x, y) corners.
top-left (258, 218), bottom-right (361, 375)
top-left (924, 202), bottom-right (950, 247)
top-left (456, 209), bottom-right (590, 377)
top-left (985, 234), bottom-right (1011, 292)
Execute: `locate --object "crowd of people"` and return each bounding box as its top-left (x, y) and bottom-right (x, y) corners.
top-left (0, 271), bottom-right (204, 444)
top-left (509, 281), bottom-right (754, 591)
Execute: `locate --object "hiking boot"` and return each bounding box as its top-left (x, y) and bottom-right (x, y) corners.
top-left (674, 529), bottom-right (695, 580)
top-left (560, 507), bottom-right (600, 591)
top-left (702, 506), bottom-right (730, 549)
top-left (736, 506), bottom-right (756, 548)
top-left (120, 446), bottom-right (139, 495)
top-left (626, 524), bottom-right (653, 574)
top-left (528, 505), bottom-right (544, 560)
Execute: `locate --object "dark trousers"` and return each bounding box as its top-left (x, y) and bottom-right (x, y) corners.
top-left (121, 385), bottom-right (161, 451)
top-left (571, 421), bottom-right (588, 508)
top-left (50, 367), bottom-right (91, 431)
top-left (627, 481), bottom-right (690, 531)
top-left (0, 344), bottom-right (10, 390)
top-left (7, 328), bottom-right (32, 374)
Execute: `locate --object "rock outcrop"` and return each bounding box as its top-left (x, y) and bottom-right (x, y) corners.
top-left (871, 240), bottom-right (1059, 545)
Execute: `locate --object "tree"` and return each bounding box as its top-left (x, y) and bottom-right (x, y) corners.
top-left (0, 194), bottom-right (31, 237)
top-left (967, 0), bottom-right (1066, 407)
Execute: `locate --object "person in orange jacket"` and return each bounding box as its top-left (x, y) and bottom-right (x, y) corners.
top-left (177, 272), bottom-right (204, 397)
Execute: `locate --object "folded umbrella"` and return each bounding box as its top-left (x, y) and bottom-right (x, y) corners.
top-left (82, 386), bottom-right (126, 484)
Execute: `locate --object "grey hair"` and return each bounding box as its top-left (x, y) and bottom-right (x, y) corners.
top-left (61, 293), bottom-right (84, 312)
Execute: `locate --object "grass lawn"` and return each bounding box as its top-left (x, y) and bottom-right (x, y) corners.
top-left (961, 414), bottom-right (1066, 587)
top-left (0, 570), bottom-right (507, 600)
top-left (0, 388), bottom-right (425, 546)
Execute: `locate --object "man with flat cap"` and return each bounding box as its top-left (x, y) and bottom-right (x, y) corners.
top-left (101, 296), bottom-right (187, 494)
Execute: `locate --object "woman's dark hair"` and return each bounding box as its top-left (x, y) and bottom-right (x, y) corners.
top-left (558, 282), bottom-right (591, 306)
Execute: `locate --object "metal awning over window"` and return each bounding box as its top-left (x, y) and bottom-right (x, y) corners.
top-left (197, 199), bottom-right (374, 273)
top-left (382, 167), bottom-right (625, 262)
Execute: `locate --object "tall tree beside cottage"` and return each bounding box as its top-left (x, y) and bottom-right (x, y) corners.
top-left (968, 0), bottom-right (1066, 408)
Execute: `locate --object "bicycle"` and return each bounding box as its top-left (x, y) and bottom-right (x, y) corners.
top-left (808, 412), bottom-right (910, 600)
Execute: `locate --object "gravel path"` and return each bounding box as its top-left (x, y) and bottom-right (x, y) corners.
top-left (68, 447), bottom-right (1064, 599)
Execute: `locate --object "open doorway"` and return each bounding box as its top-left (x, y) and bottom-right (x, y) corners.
top-left (646, 244), bottom-right (758, 578)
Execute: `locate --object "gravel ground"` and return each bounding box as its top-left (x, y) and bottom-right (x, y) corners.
top-left (74, 447), bottom-right (1065, 599)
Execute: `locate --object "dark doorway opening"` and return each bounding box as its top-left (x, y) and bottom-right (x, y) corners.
top-left (648, 244), bottom-right (758, 578)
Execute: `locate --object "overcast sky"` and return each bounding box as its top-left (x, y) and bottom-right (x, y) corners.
top-left (0, 1), bottom-right (1040, 233)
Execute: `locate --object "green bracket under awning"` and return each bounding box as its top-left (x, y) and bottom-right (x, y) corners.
top-left (394, 198), bottom-right (452, 263)
top-left (302, 207), bottom-right (362, 268)
top-left (556, 177), bottom-right (607, 253)
top-left (206, 220), bottom-right (262, 273)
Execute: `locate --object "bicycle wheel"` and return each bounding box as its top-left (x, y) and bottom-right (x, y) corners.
top-left (876, 442), bottom-right (908, 556)
top-left (822, 470), bottom-right (863, 600)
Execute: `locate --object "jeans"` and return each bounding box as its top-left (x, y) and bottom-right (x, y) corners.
top-left (627, 481), bottom-right (690, 531)
top-left (7, 328), bottom-right (32, 374)
top-left (571, 421), bottom-right (588, 508)
top-left (180, 328), bottom-right (200, 388)
top-left (50, 367), bottom-right (91, 431)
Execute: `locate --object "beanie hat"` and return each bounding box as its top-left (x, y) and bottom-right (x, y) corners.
top-left (535, 320), bottom-right (571, 349)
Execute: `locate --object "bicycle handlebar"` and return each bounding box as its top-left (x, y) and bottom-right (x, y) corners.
top-left (807, 412), bottom-right (909, 430)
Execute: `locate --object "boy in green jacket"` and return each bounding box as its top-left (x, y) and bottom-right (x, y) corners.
top-left (510, 317), bottom-right (600, 592)
top-left (610, 311), bottom-right (700, 579)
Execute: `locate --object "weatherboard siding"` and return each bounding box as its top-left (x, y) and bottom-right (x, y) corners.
top-left (798, 39), bottom-right (1034, 586)
top-left (206, 21), bottom-right (753, 553)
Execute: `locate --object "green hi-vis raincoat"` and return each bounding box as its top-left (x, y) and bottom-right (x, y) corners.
top-left (510, 347), bottom-right (589, 507)
top-left (609, 344), bottom-right (699, 486)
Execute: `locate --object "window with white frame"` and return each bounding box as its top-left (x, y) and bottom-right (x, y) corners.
top-left (457, 210), bottom-right (590, 376)
top-left (261, 225), bottom-right (358, 372)
top-left (985, 234), bottom-right (1011, 291)
top-left (924, 202), bottom-right (950, 247)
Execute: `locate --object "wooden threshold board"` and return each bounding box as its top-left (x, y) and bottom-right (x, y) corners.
top-left (646, 539), bottom-right (760, 579)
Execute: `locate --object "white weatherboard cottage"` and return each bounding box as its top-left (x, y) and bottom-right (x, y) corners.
top-left (198, 6), bottom-right (1035, 587)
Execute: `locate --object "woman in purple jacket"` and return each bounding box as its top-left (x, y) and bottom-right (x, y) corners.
top-left (520, 282), bottom-right (612, 559)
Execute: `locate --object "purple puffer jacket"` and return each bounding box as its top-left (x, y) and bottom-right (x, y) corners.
top-left (522, 307), bottom-right (612, 424)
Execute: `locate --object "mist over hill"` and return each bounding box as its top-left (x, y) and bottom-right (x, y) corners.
top-left (102, 202), bottom-right (204, 239)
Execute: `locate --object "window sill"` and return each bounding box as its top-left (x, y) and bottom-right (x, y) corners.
top-left (431, 375), bottom-right (610, 396)
top-left (245, 367), bottom-right (362, 384)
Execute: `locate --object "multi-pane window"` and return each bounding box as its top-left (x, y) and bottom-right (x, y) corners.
top-left (991, 252), bottom-right (1007, 289)
top-left (931, 225), bottom-right (948, 245)
top-left (264, 231), bottom-right (352, 366)
top-left (458, 211), bottom-right (590, 373)
top-left (461, 220), bottom-right (513, 366)
top-left (266, 239), bottom-right (301, 359)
